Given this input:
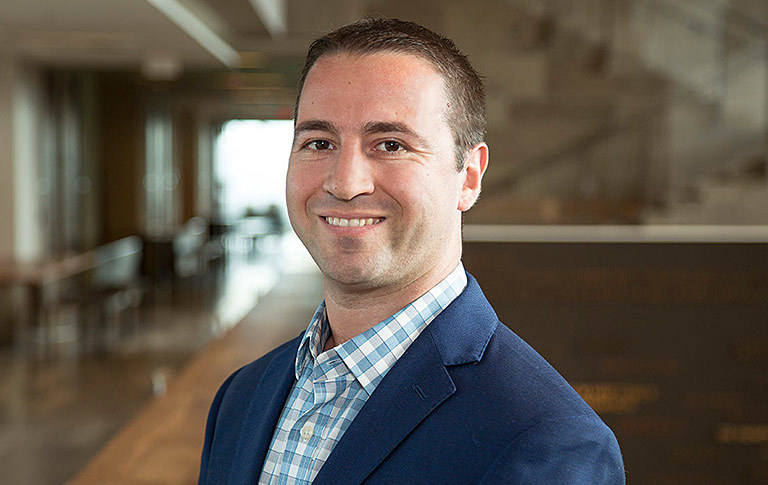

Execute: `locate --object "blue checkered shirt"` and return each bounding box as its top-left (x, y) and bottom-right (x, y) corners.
top-left (258, 263), bottom-right (467, 484)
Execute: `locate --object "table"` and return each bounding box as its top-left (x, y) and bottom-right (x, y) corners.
top-left (0, 252), bottom-right (96, 354)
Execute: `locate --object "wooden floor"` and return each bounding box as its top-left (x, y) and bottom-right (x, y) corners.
top-left (0, 235), bottom-right (322, 485)
top-left (68, 270), bottom-right (322, 484)
top-left (0, 288), bottom-right (224, 485)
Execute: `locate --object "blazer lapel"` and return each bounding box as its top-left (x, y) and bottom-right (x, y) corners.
top-left (227, 339), bottom-right (300, 484)
top-left (312, 328), bottom-right (455, 485)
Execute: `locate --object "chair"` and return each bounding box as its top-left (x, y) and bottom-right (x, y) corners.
top-left (80, 236), bottom-right (144, 353)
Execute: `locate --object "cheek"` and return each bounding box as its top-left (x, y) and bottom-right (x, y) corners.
top-left (285, 179), bottom-right (308, 226)
top-left (286, 163), bottom-right (316, 209)
top-left (403, 169), bottom-right (461, 210)
top-left (385, 174), bottom-right (444, 220)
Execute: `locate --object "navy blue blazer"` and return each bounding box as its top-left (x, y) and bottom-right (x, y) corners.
top-left (199, 273), bottom-right (625, 484)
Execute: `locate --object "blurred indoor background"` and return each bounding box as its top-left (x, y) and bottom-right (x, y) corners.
top-left (0, 0), bottom-right (767, 483)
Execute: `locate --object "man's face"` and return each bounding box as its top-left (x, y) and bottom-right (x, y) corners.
top-left (287, 52), bottom-right (477, 293)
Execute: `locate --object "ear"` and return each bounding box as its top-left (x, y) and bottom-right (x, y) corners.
top-left (457, 142), bottom-right (489, 211)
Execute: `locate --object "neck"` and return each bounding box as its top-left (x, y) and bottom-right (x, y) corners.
top-left (322, 258), bottom-right (460, 349)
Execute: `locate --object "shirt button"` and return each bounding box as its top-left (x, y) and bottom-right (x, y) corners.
top-left (300, 423), bottom-right (314, 441)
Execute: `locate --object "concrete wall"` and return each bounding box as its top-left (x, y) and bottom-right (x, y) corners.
top-left (11, 63), bottom-right (44, 261)
top-left (0, 49), bottom-right (15, 260)
top-left (0, 47), bottom-right (45, 262)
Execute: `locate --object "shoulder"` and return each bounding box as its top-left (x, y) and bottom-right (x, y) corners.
top-left (479, 411), bottom-right (625, 484)
top-left (445, 321), bottom-right (601, 428)
top-left (485, 325), bottom-right (625, 483)
top-left (483, 323), bottom-right (588, 411)
top-left (442, 316), bottom-right (625, 483)
top-left (433, 273), bottom-right (606, 427)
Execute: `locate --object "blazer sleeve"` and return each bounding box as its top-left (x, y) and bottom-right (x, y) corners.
top-left (198, 368), bottom-right (242, 485)
top-left (479, 414), bottom-right (626, 485)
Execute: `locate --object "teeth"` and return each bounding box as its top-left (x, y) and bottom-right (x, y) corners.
top-left (325, 217), bottom-right (382, 227)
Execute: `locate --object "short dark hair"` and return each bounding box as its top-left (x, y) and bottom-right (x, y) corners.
top-left (294, 18), bottom-right (486, 170)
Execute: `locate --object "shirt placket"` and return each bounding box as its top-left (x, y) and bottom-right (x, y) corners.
top-left (290, 351), bottom-right (351, 479)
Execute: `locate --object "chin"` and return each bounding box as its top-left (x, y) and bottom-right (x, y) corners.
top-left (315, 257), bottom-right (390, 289)
top-left (306, 244), bottom-right (386, 284)
top-left (323, 266), bottom-right (382, 288)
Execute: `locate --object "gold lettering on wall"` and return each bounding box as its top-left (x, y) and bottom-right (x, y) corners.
top-left (596, 358), bottom-right (681, 377)
top-left (573, 383), bottom-right (659, 414)
top-left (715, 424), bottom-right (768, 445)
top-left (733, 340), bottom-right (768, 362)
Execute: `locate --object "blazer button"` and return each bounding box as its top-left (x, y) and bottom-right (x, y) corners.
top-left (300, 423), bottom-right (314, 441)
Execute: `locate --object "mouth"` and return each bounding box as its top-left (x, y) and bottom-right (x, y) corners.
top-left (323, 216), bottom-right (384, 228)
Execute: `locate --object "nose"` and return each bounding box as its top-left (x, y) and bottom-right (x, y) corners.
top-left (322, 145), bottom-right (374, 200)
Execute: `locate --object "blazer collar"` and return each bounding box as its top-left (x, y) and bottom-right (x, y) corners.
top-left (427, 272), bottom-right (499, 366)
top-left (313, 272), bottom-right (499, 485)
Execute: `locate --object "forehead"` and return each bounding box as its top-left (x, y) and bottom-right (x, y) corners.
top-left (296, 52), bottom-right (449, 125)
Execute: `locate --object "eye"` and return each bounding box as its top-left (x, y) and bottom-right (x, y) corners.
top-left (306, 139), bottom-right (333, 151)
top-left (376, 140), bottom-right (405, 153)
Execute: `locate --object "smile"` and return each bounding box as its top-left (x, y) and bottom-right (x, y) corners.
top-left (324, 216), bottom-right (383, 227)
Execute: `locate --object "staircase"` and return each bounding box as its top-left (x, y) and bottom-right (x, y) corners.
top-left (455, 0), bottom-right (768, 224)
top-left (644, 157), bottom-right (768, 224)
top-left (458, 0), bottom-right (671, 223)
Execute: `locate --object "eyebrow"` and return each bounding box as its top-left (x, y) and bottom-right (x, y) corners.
top-left (293, 119), bottom-right (431, 148)
top-left (364, 120), bottom-right (416, 136)
top-left (294, 120), bottom-right (339, 136)
top-left (364, 121), bottom-right (431, 149)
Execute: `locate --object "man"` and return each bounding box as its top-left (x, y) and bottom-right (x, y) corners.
top-left (199, 18), bottom-right (625, 484)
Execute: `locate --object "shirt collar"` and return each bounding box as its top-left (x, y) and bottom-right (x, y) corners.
top-left (295, 302), bottom-right (329, 380)
top-left (295, 262), bottom-right (467, 394)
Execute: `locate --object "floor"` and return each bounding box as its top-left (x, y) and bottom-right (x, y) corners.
top-left (0, 233), bottom-right (320, 485)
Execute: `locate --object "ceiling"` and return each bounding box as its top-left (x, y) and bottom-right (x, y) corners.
top-left (0, 0), bottom-right (364, 72)
top-left (0, 0), bottom-right (415, 116)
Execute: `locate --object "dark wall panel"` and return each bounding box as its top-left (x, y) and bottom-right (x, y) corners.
top-left (463, 241), bottom-right (768, 484)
